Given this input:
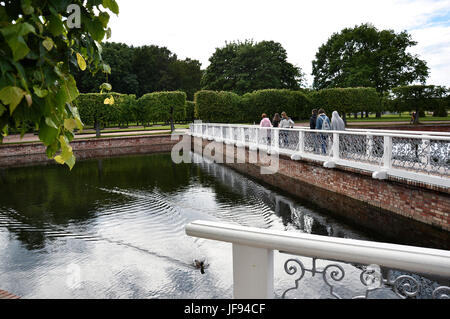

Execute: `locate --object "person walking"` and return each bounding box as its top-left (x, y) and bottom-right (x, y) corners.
top-left (279, 111), bottom-right (294, 148)
top-left (331, 111), bottom-right (345, 131)
top-left (259, 113), bottom-right (272, 145)
top-left (259, 113), bottom-right (272, 127)
top-left (279, 111), bottom-right (294, 128)
top-left (316, 109), bottom-right (331, 154)
top-left (272, 113), bottom-right (281, 128)
top-left (310, 109), bottom-right (318, 129)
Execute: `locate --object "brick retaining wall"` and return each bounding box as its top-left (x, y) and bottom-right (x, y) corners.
top-left (0, 134), bottom-right (179, 168)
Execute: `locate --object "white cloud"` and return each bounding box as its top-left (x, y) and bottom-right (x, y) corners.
top-left (107, 0), bottom-right (450, 87)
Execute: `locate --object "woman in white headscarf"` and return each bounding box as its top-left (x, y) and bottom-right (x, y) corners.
top-left (331, 111), bottom-right (345, 131)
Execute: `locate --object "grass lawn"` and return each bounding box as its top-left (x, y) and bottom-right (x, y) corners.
top-left (346, 112), bottom-right (450, 122)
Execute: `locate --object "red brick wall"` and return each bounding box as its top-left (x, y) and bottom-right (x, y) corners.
top-left (194, 138), bottom-right (450, 247)
top-left (0, 134), bottom-right (179, 167)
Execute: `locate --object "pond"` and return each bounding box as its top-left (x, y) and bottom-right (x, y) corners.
top-left (0, 152), bottom-right (446, 298)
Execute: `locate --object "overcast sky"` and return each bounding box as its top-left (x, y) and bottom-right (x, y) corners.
top-left (107, 0), bottom-right (450, 88)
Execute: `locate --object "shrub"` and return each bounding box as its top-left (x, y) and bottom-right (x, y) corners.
top-left (194, 90), bottom-right (241, 123)
top-left (309, 87), bottom-right (381, 116)
top-left (75, 93), bottom-right (123, 127)
top-left (137, 91), bottom-right (186, 124)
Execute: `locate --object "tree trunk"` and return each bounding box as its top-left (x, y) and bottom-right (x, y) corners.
top-left (95, 120), bottom-right (101, 138)
top-left (376, 112), bottom-right (381, 118)
top-left (414, 107), bottom-right (420, 124)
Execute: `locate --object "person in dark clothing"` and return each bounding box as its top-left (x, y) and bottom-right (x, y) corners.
top-left (272, 113), bottom-right (281, 128)
top-left (310, 109), bottom-right (318, 129)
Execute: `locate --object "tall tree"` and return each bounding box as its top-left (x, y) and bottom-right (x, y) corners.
top-left (312, 23), bottom-right (429, 95)
top-left (74, 42), bottom-right (139, 95)
top-left (202, 40), bottom-right (304, 94)
top-left (390, 85), bottom-right (448, 124)
top-left (74, 43), bottom-right (202, 99)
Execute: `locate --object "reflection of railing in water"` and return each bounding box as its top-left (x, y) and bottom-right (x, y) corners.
top-left (189, 123), bottom-right (450, 188)
top-left (194, 153), bottom-right (367, 238)
top-left (185, 220), bottom-right (450, 299)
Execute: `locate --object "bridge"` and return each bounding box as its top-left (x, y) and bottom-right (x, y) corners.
top-left (185, 122), bottom-right (450, 299)
top-left (189, 123), bottom-right (449, 188)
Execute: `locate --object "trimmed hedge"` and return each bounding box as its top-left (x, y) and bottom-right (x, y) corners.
top-left (137, 91), bottom-right (186, 124)
top-left (74, 92), bottom-right (137, 127)
top-left (242, 89), bottom-right (311, 122)
top-left (194, 90), bottom-right (241, 123)
top-left (309, 87), bottom-right (381, 116)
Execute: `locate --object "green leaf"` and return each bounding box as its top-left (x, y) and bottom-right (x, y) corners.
top-left (98, 11), bottom-right (110, 28)
top-left (48, 14), bottom-right (65, 36)
top-left (45, 117), bottom-right (58, 129)
top-left (0, 22), bottom-right (36, 60)
top-left (102, 63), bottom-right (111, 74)
top-left (104, 95), bottom-right (114, 105)
top-left (33, 86), bottom-right (49, 98)
top-left (64, 118), bottom-right (78, 130)
top-left (42, 37), bottom-right (54, 51)
top-left (57, 75), bottom-right (80, 104)
top-left (86, 18), bottom-right (105, 42)
top-left (76, 52), bottom-right (87, 71)
top-left (38, 118), bottom-right (58, 146)
top-left (0, 86), bottom-right (26, 115)
top-left (21, 0), bottom-right (34, 15)
top-left (102, 0), bottom-right (119, 14)
top-left (99, 82), bottom-right (112, 91)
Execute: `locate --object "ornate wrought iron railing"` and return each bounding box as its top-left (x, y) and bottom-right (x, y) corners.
top-left (185, 220), bottom-right (450, 299)
top-left (188, 123), bottom-right (450, 188)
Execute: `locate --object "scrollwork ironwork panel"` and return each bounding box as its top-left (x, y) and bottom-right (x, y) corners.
top-left (281, 257), bottom-right (450, 299)
top-left (392, 137), bottom-right (450, 176)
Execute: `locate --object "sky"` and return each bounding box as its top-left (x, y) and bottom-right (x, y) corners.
top-left (106, 0), bottom-right (450, 88)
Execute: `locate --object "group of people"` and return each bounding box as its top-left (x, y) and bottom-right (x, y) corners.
top-left (309, 109), bottom-right (345, 131)
top-left (259, 109), bottom-right (346, 131)
top-left (258, 109), bottom-right (346, 154)
top-left (259, 111), bottom-right (295, 128)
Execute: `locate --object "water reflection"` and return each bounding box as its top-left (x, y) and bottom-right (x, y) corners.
top-left (0, 152), bottom-right (445, 298)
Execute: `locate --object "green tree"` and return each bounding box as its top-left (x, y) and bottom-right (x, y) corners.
top-left (74, 42), bottom-right (139, 95)
top-left (390, 85), bottom-right (448, 124)
top-left (0, 0), bottom-right (118, 169)
top-left (202, 40), bottom-right (304, 94)
top-left (312, 23), bottom-right (429, 116)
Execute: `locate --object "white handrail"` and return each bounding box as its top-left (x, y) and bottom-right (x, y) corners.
top-left (189, 123), bottom-right (450, 187)
top-left (185, 220), bottom-right (450, 277)
top-left (190, 123), bottom-right (450, 140)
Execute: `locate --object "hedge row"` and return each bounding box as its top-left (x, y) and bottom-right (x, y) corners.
top-left (74, 93), bottom-right (136, 127)
top-left (137, 91), bottom-right (187, 124)
top-left (309, 87), bottom-right (382, 116)
top-left (74, 87), bottom-right (448, 129)
top-left (74, 91), bottom-right (192, 128)
top-left (194, 88), bottom-right (381, 123)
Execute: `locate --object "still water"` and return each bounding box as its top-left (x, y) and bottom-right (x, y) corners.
top-left (0, 152), bottom-right (444, 298)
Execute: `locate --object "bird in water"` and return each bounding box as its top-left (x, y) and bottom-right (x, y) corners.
top-left (193, 257), bottom-right (208, 274)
